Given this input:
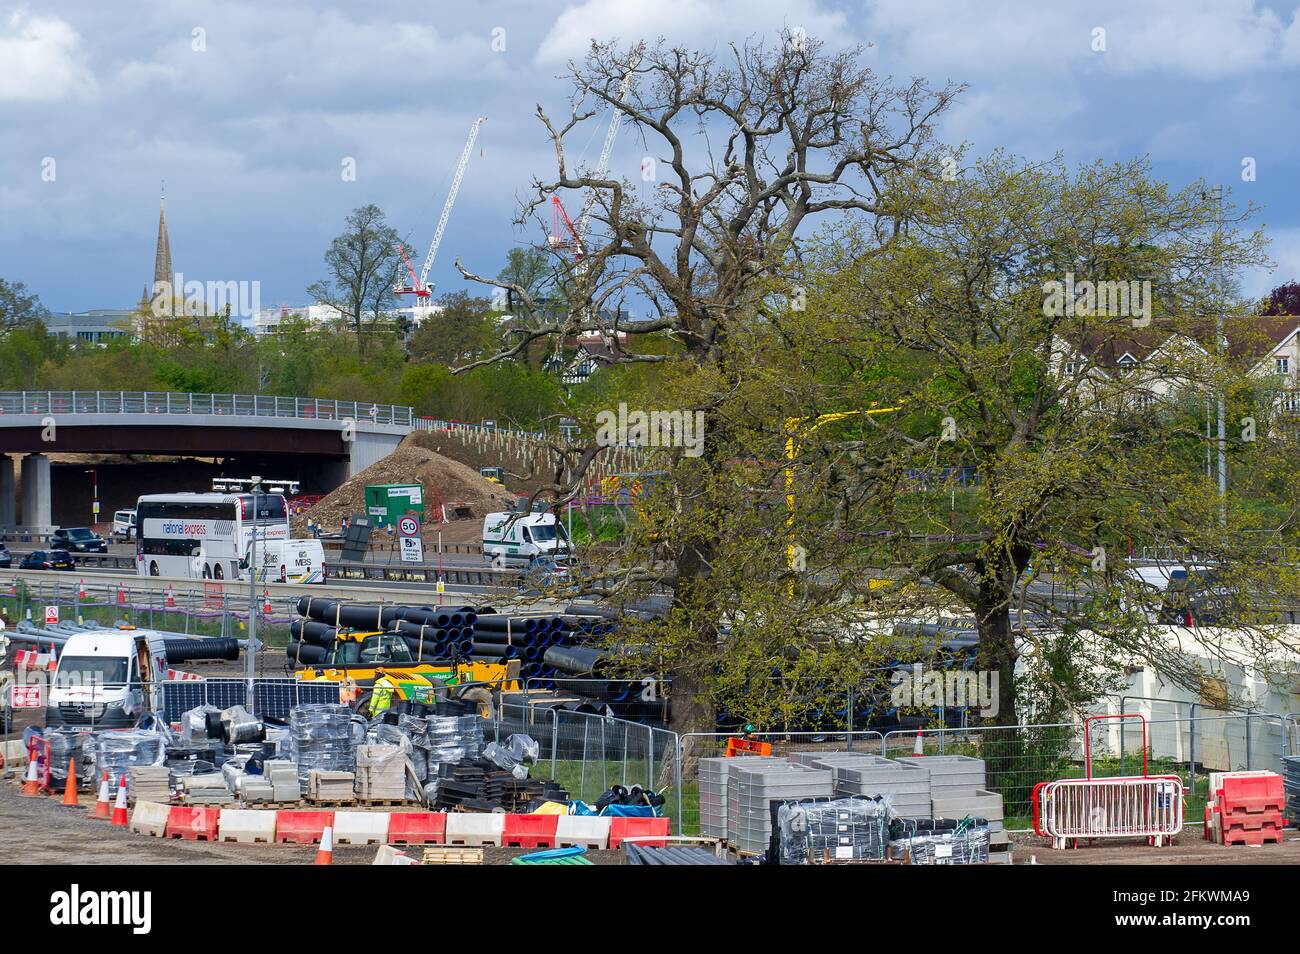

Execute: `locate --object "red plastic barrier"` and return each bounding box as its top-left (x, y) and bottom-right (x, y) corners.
top-left (276, 810), bottom-right (335, 844)
top-left (1220, 774), bottom-right (1285, 814)
top-left (165, 806), bottom-right (220, 841)
top-left (607, 816), bottom-right (670, 849)
top-left (502, 814), bottom-right (559, 849)
top-left (387, 812), bottom-right (447, 845)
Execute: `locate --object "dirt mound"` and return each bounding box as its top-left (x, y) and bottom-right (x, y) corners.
top-left (294, 435), bottom-right (515, 536)
top-left (403, 429), bottom-right (551, 498)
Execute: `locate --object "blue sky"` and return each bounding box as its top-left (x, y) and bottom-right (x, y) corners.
top-left (3, 0), bottom-right (1300, 315)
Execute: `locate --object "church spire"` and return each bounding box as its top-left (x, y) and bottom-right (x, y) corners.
top-left (153, 184), bottom-right (173, 297)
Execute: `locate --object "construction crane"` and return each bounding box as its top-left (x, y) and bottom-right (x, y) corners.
top-left (549, 43), bottom-right (644, 261)
top-left (396, 116), bottom-right (486, 298)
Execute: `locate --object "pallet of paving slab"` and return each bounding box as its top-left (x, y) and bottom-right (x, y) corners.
top-left (422, 845), bottom-right (484, 865)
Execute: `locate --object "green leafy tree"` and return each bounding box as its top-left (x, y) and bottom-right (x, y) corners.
top-left (408, 292), bottom-right (498, 364)
top-left (797, 153), bottom-right (1291, 726)
top-left (307, 205), bottom-right (404, 347)
top-left (0, 277), bottom-right (50, 331)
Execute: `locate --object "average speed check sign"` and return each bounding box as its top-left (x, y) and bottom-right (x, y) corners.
top-left (398, 515), bottom-right (423, 563)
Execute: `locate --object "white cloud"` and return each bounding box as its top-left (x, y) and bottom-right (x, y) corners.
top-left (861, 0), bottom-right (1300, 80)
top-left (0, 9), bottom-right (97, 102)
top-left (535, 0), bottom-right (848, 65)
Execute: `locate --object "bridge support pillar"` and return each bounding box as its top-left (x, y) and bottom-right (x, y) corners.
top-left (20, 453), bottom-right (51, 531)
top-left (0, 456), bottom-right (15, 529)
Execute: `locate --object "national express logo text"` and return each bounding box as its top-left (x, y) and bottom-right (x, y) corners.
top-left (160, 522), bottom-right (210, 536)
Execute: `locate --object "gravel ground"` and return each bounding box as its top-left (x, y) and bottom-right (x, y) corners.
top-left (1007, 828), bottom-right (1300, 864)
top-left (0, 780), bottom-right (630, 865)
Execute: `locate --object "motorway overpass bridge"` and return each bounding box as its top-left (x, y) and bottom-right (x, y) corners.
top-left (0, 391), bottom-right (413, 531)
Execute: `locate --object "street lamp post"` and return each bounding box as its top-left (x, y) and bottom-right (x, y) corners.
top-left (85, 468), bottom-right (98, 528)
top-left (246, 475), bottom-right (262, 708)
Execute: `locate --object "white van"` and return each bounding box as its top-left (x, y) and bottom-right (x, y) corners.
top-left (482, 511), bottom-right (570, 567)
top-left (255, 538), bottom-right (327, 583)
top-left (112, 509), bottom-right (137, 542)
top-left (45, 627), bottom-right (169, 728)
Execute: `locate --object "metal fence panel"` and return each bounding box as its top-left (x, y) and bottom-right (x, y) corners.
top-left (491, 702), bottom-right (677, 820)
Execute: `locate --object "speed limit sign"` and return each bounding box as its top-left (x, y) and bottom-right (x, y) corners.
top-left (398, 515), bottom-right (421, 537)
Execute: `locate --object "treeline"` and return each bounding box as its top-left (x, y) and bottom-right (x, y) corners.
top-left (0, 299), bottom-right (568, 427)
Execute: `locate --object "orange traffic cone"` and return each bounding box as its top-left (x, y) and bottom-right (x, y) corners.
top-left (110, 775), bottom-right (129, 826)
top-left (94, 771), bottom-right (112, 819)
top-left (912, 728), bottom-right (926, 757)
top-left (61, 758), bottom-right (79, 807)
top-left (314, 826), bottom-right (334, 865)
top-left (20, 754), bottom-right (42, 796)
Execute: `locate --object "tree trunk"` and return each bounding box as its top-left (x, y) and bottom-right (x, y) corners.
top-left (975, 599), bottom-right (1019, 727)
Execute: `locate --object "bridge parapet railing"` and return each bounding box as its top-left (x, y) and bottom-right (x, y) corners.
top-left (0, 392), bottom-right (412, 427)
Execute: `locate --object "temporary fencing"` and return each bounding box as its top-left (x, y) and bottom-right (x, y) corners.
top-left (1034, 775), bottom-right (1184, 847)
top-left (674, 711), bottom-right (1291, 837)
top-left (160, 678), bottom-right (340, 722)
top-left (490, 701), bottom-right (677, 812)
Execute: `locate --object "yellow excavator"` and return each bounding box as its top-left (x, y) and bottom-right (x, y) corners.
top-left (291, 629), bottom-right (519, 718)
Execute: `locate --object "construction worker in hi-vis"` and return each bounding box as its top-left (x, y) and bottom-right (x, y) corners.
top-left (369, 667), bottom-right (397, 716)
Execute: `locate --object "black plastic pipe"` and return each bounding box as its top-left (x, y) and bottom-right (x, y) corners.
top-left (163, 637), bottom-right (240, 663)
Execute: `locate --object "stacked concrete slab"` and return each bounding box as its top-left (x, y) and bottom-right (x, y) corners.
top-left (128, 766), bottom-right (171, 803)
top-left (897, 755), bottom-right (1006, 847)
top-left (308, 770), bottom-right (356, 802)
top-left (176, 773), bottom-right (234, 805)
top-left (728, 761), bottom-right (833, 855)
top-left (355, 745), bottom-right (407, 801)
top-left (266, 761), bottom-right (301, 802)
top-left (831, 759), bottom-right (932, 819)
top-left (699, 756), bottom-right (748, 840)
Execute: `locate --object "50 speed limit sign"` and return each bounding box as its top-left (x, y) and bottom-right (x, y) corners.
top-left (398, 515), bottom-right (421, 537)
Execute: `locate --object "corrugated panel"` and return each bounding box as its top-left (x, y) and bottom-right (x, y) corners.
top-left (624, 843), bottom-right (733, 865)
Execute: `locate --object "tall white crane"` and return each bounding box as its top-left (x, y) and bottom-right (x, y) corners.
top-left (397, 116), bottom-right (487, 298)
top-left (552, 43), bottom-right (645, 258)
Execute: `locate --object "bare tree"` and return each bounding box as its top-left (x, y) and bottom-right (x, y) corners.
top-left (456, 35), bottom-right (960, 737)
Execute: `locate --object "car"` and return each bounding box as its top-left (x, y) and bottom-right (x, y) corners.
top-left (516, 555), bottom-right (575, 594)
top-left (0, 543), bottom-right (10, 569)
top-left (20, 549), bottom-right (76, 571)
top-left (50, 527), bottom-right (108, 553)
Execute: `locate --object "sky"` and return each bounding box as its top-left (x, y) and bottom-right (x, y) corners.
top-left (3, 0), bottom-right (1300, 316)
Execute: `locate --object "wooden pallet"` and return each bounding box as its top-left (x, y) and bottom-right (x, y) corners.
top-left (423, 846), bottom-right (484, 865)
top-left (304, 797), bottom-right (357, 807)
top-left (355, 798), bottom-right (408, 808)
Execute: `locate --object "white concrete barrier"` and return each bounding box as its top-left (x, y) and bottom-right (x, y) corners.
top-left (3, 739), bottom-right (27, 767)
top-left (555, 815), bottom-right (611, 849)
top-left (129, 800), bottom-right (172, 837)
top-left (444, 812), bottom-right (505, 846)
top-left (333, 811), bottom-right (390, 845)
top-left (218, 809), bottom-right (278, 843)
top-left (372, 844), bottom-right (419, 865)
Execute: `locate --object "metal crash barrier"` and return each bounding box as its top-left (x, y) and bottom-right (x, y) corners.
top-left (1033, 775), bottom-right (1184, 848)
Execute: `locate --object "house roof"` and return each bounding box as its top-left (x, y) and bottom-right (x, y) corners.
top-left (1068, 315), bottom-right (1300, 369)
